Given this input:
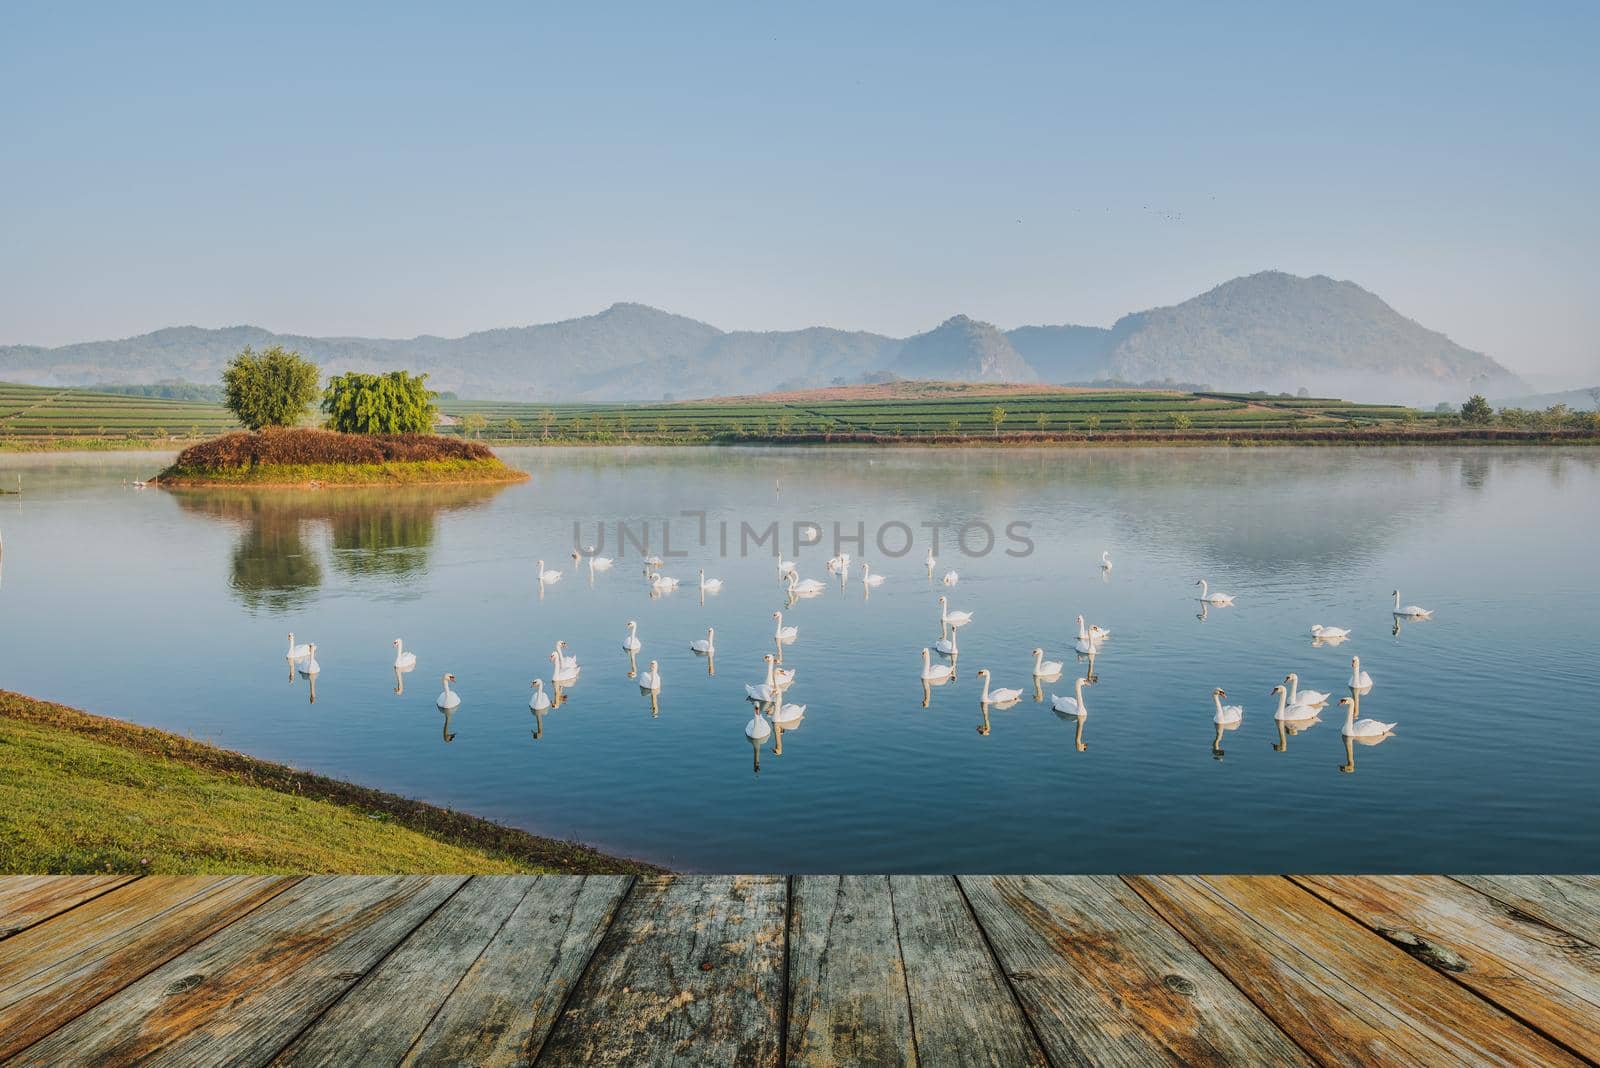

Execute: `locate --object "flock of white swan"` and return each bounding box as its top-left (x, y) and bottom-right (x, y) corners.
top-left (278, 543), bottom-right (1434, 756)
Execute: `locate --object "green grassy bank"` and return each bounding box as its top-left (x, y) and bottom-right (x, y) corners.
top-left (0, 691), bottom-right (656, 876)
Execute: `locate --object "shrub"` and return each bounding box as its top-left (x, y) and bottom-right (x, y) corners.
top-left (170, 427), bottom-right (495, 470)
top-left (222, 346), bottom-right (320, 430)
top-left (1461, 394), bottom-right (1493, 424)
top-left (322, 370), bottom-right (437, 434)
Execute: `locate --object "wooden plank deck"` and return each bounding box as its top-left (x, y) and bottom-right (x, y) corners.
top-left (2, 876), bottom-right (1596, 1066)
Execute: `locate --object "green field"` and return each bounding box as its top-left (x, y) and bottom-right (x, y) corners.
top-left (0, 381), bottom-right (238, 442)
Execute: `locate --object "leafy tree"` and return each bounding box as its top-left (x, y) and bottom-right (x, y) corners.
top-left (539, 409), bottom-right (557, 438)
top-left (1460, 394), bottom-right (1493, 424)
top-left (321, 370), bottom-right (438, 434)
top-left (1084, 414), bottom-right (1101, 433)
top-left (1124, 412), bottom-right (1142, 431)
top-left (222, 345), bottom-right (320, 430)
top-left (775, 412), bottom-right (793, 435)
top-left (502, 417), bottom-right (522, 438)
top-left (947, 418), bottom-right (961, 434)
top-left (462, 412), bottom-right (488, 439)
top-left (1170, 412), bottom-right (1192, 430)
top-left (656, 417), bottom-right (670, 436)
top-left (990, 405), bottom-right (1008, 438)
top-left (617, 412), bottom-right (632, 439)
top-left (1034, 411), bottom-right (1047, 431)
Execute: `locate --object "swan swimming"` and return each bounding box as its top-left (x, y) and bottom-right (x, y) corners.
top-left (436, 673), bottom-right (460, 710)
top-left (589, 555), bottom-right (614, 571)
top-left (554, 641), bottom-right (578, 671)
top-left (1210, 687), bottom-right (1242, 725)
top-left (778, 558), bottom-right (797, 579)
top-left (1349, 656), bottom-right (1373, 693)
top-left (925, 547), bottom-right (936, 572)
top-left (1196, 579), bottom-right (1234, 605)
top-left (1392, 590), bottom-right (1433, 619)
top-left (298, 643), bottom-right (320, 676)
top-left (746, 654), bottom-right (780, 702)
top-left (698, 569), bottom-right (723, 593)
top-left (622, 620), bottom-right (642, 651)
top-left (536, 560), bottom-right (563, 584)
top-left (745, 706), bottom-right (772, 741)
top-left (529, 679), bottom-right (551, 711)
top-left (941, 570), bottom-right (959, 586)
top-left (934, 621), bottom-right (958, 656)
top-left (286, 633), bottom-right (311, 662)
top-left (1100, 551), bottom-right (1113, 571)
top-left (391, 638), bottom-right (416, 671)
top-left (1309, 625), bottom-right (1350, 640)
top-left (976, 669), bottom-right (1023, 705)
top-left (638, 659), bottom-right (662, 692)
top-left (1051, 676), bottom-right (1088, 717)
top-left (786, 575), bottom-right (827, 596)
top-left (689, 627), bottom-right (715, 655)
top-left (1073, 615), bottom-right (1099, 655)
top-left (920, 647), bottom-right (953, 683)
top-left (1338, 696), bottom-right (1395, 738)
top-left (1270, 685), bottom-right (1319, 721)
top-left (861, 562), bottom-right (886, 587)
top-left (648, 572), bottom-right (679, 592)
top-left (1032, 648), bottom-right (1064, 677)
top-left (772, 611), bottom-right (798, 643)
top-left (937, 596), bottom-right (973, 627)
top-left (1284, 673), bottom-right (1330, 708)
top-left (772, 700), bottom-right (806, 726)
top-left (550, 651), bottom-right (580, 685)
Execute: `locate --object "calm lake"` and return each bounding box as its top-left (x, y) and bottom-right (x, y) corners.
top-left (2, 446), bottom-right (1596, 872)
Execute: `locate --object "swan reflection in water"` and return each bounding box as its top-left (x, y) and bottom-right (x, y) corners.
top-left (1272, 716), bottom-right (1321, 752)
top-left (1339, 729), bottom-right (1395, 773)
top-left (624, 648), bottom-right (638, 680)
top-left (530, 705), bottom-right (546, 740)
top-left (439, 707), bottom-right (456, 743)
top-left (644, 689), bottom-right (661, 718)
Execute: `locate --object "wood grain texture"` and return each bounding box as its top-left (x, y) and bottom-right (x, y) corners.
top-left (0, 875), bottom-right (297, 1060)
top-left (401, 874), bottom-right (630, 1066)
top-left (1129, 875), bottom-right (1583, 1067)
top-left (787, 875), bottom-right (916, 1067)
top-left (0, 875), bottom-right (136, 939)
top-left (535, 875), bottom-right (786, 1067)
top-left (960, 875), bottom-right (1310, 1066)
top-left (890, 875), bottom-right (1047, 1067)
top-left (1455, 876), bottom-right (1600, 948)
top-left (8, 875), bottom-right (465, 1068)
top-left (1296, 874), bottom-right (1600, 1060)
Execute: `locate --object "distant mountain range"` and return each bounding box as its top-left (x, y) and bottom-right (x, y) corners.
top-left (0, 272), bottom-right (1524, 403)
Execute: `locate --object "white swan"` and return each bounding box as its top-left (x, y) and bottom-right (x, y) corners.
top-left (934, 621), bottom-right (958, 656)
top-left (1349, 656), bottom-right (1373, 692)
top-left (1211, 688), bottom-right (1242, 725)
top-left (861, 562), bottom-right (886, 587)
top-left (1100, 551), bottom-right (1113, 571)
top-left (976, 669), bottom-right (1023, 705)
top-left (689, 627), bottom-right (715, 655)
top-left (746, 654), bottom-right (779, 702)
top-left (1309, 625), bottom-right (1350, 640)
top-left (286, 633), bottom-right (311, 662)
top-left (772, 661), bottom-right (796, 688)
top-left (826, 552), bottom-right (851, 571)
top-left (536, 559), bottom-right (563, 584)
top-left (778, 558), bottom-right (797, 579)
top-left (392, 638), bottom-right (416, 671)
top-left (1270, 685), bottom-right (1318, 721)
top-left (589, 555), bottom-right (614, 571)
top-left (1339, 696), bottom-right (1395, 737)
top-left (772, 700), bottom-right (806, 726)
top-left (698, 569), bottom-right (723, 593)
top-left (925, 547), bottom-right (936, 572)
top-left (920, 647), bottom-right (953, 683)
top-left (786, 575), bottom-right (827, 596)
top-left (938, 596), bottom-right (973, 627)
top-left (772, 611), bottom-right (798, 643)
top-left (1073, 615), bottom-right (1099, 655)
top-left (1392, 590), bottom-right (1433, 619)
top-left (648, 572), bottom-right (679, 592)
top-left (554, 641), bottom-right (578, 671)
top-left (298, 643), bottom-right (320, 676)
top-left (1196, 579), bottom-right (1234, 605)
top-left (941, 570), bottom-right (959, 586)
top-left (550, 651), bottom-right (580, 685)
top-left (1032, 648), bottom-right (1064, 677)
top-left (622, 620), bottom-right (642, 651)
top-left (529, 679), bottom-right (551, 711)
top-left (1284, 673), bottom-right (1330, 708)
top-left (745, 707), bottom-right (772, 741)
top-left (643, 554), bottom-right (664, 568)
top-left (639, 659), bottom-right (662, 692)
top-left (1051, 676), bottom-right (1088, 717)
top-left (436, 673), bottom-right (460, 710)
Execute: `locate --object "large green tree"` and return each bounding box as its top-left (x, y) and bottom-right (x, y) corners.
top-left (221, 346), bottom-right (321, 429)
top-left (321, 370), bottom-right (438, 434)
top-left (1460, 394), bottom-right (1494, 424)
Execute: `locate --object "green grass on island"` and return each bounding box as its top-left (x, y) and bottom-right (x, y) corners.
top-left (0, 691), bottom-right (656, 876)
top-left (152, 427), bottom-right (529, 486)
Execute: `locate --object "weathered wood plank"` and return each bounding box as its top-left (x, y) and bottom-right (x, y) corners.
top-left (278, 875), bottom-right (631, 1066)
top-left (959, 875), bottom-right (1310, 1066)
top-left (1455, 875), bottom-right (1600, 948)
top-left (0, 875), bottom-right (138, 938)
top-left (8, 875), bottom-right (466, 1067)
top-left (0, 875), bottom-right (297, 1061)
top-left (1129, 875), bottom-right (1582, 1066)
top-left (535, 875), bottom-right (785, 1067)
top-left (787, 875), bottom-right (916, 1067)
top-left (890, 875), bottom-right (1047, 1067)
top-left (1296, 874), bottom-right (1600, 1060)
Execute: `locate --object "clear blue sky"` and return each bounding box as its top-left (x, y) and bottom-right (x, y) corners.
top-left (2, 1), bottom-right (1595, 382)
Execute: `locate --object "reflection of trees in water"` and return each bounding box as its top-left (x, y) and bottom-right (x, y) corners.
top-left (171, 483), bottom-right (512, 610)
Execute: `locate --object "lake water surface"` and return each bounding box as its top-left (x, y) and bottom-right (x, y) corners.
top-left (1, 446), bottom-right (1596, 872)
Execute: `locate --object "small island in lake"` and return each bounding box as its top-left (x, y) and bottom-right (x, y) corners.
top-left (154, 426), bottom-right (528, 486)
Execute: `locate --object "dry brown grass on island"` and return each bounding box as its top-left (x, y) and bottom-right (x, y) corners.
top-left (154, 427), bottom-right (529, 487)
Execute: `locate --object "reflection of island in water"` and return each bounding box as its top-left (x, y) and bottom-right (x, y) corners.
top-left (171, 483), bottom-right (513, 610)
